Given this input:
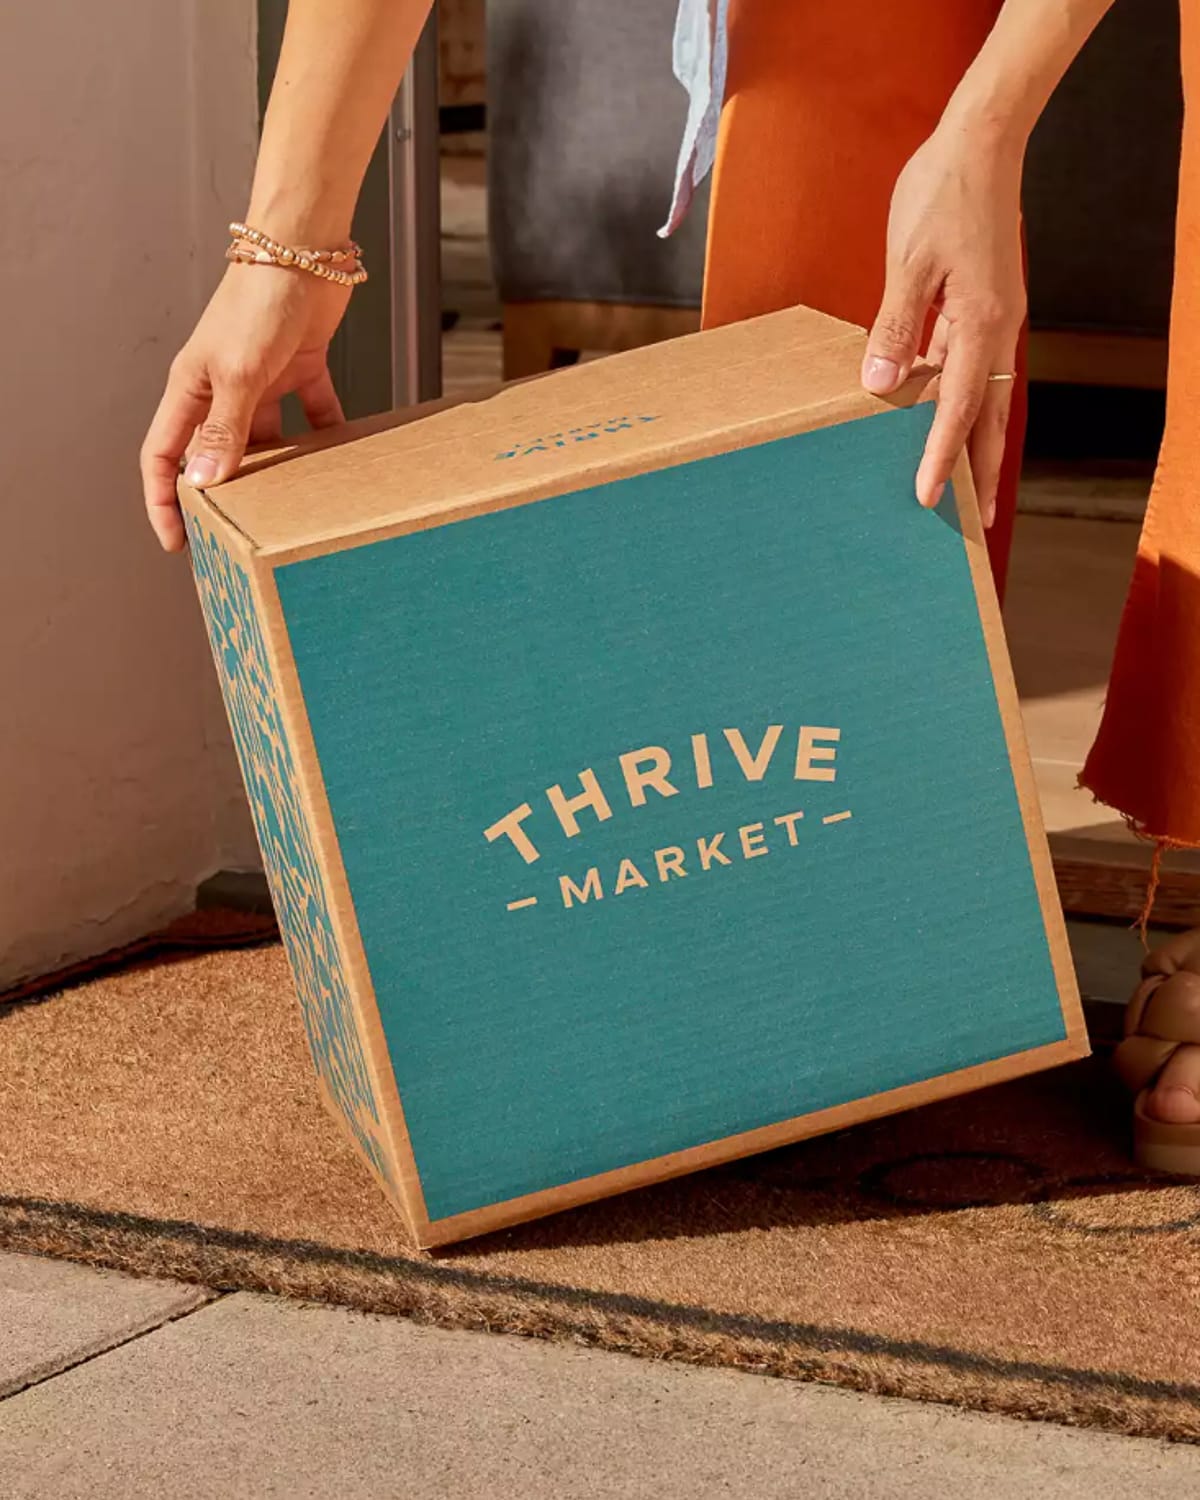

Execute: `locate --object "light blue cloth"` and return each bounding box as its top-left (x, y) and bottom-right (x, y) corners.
top-left (660, 0), bottom-right (728, 237)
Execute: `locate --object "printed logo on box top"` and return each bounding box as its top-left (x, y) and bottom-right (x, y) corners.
top-left (494, 414), bottom-right (659, 461)
top-left (483, 723), bottom-right (849, 915)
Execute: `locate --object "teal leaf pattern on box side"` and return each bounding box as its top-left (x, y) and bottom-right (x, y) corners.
top-left (185, 515), bottom-right (391, 1186)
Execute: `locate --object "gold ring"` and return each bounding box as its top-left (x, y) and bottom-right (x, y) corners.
top-left (986, 371), bottom-right (1017, 383)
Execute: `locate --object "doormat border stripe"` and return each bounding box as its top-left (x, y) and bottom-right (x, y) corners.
top-left (5, 1190), bottom-right (1199, 1421)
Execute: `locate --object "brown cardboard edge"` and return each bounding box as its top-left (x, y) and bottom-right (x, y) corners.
top-left (312, 1076), bottom-right (419, 1216)
top-left (947, 453), bottom-right (1088, 1053)
top-left (212, 310), bottom-right (868, 549)
top-left (416, 1034), bottom-right (1087, 1249)
top-left (402, 421), bottom-right (1089, 1249)
top-left (221, 383), bottom-right (1085, 1250)
top-left (178, 476), bottom-right (433, 1242)
top-left (247, 366), bottom-right (940, 570)
top-left (232, 391), bottom-right (481, 482)
top-left (179, 477), bottom-right (255, 561)
top-left (250, 564), bottom-right (435, 1239)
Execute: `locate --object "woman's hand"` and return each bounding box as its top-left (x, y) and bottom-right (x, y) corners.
top-left (140, 266), bottom-right (351, 552)
top-left (861, 121), bottom-right (1027, 526)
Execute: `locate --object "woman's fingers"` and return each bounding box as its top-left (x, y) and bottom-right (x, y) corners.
top-left (140, 363), bottom-right (210, 553)
top-left (140, 259), bottom-right (356, 551)
top-left (140, 356), bottom-right (339, 555)
top-left (249, 400), bottom-right (285, 447)
top-left (298, 366), bottom-right (345, 430)
top-left (926, 313), bottom-right (951, 372)
top-left (967, 356), bottom-right (1018, 529)
top-left (182, 369), bottom-right (261, 490)
top-left (862, 260), bottom-right (935, 397)
top-left (914, 313), bottom-right (998, 509)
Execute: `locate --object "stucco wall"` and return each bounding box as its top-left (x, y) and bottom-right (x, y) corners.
top-left (0, 2), bottom-right (261, 985)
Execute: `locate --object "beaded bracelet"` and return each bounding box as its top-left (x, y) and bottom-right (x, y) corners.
top-left (226, 221), bottom-right (368, 288)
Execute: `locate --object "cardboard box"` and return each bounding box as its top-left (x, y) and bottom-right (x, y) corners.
top-left (182, 306), bottom-right (1087, 1248)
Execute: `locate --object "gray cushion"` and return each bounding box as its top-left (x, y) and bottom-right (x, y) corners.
top-left (1024, 0), bottom-right (1181, 336)
top-left (488, 0), bottom-right (1181, 336)
top-left (487, 0), bottom-right (708, 308)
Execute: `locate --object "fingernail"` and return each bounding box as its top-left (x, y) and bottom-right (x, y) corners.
top-left (863, 356), bottom-right (900, 394)
top-left (184, 455), bottom-right (218, 488)
top-left (920, 481), bottom-right (945, 510)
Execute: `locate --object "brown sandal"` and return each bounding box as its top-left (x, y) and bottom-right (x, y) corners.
top-left (1114, 928), bottom-right (1200, 1174)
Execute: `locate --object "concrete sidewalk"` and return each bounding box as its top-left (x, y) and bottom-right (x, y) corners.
top-left (2, 1252), bottom-right (1198, 1499)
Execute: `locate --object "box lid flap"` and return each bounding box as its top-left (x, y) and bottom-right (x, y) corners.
top-left (185, 306), bottom-right (932, 558)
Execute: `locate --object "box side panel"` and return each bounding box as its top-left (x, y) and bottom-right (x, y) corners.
top-left (275, 403), bottom-right (1078, 1226)
top-left (183, 511), bottom-right (399, 1199)
top-left (213, 306), bottom-right (898, 556)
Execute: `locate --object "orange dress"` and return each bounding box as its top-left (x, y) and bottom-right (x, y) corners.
top-left (1081, 5), bottom-right (1200, 848)
top-left (703, 0), bottom-right (1200, 852)
top-left (702, 0), bottom-right (1021, 596)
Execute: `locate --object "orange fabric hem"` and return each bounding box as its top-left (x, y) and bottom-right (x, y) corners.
top-left (1079, 4), bottom-right (1200, 855)
top-left (1074, 775), bottom-right (1200, 939)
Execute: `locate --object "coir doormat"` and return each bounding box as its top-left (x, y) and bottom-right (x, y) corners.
top-left (3, 923), bottom-right (1199, 1442)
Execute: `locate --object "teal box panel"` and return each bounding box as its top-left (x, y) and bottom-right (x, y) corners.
top-left (275, 404), bottom-right (1066, 1223)
top-left (186, 515), bottom-right (391, 1187)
